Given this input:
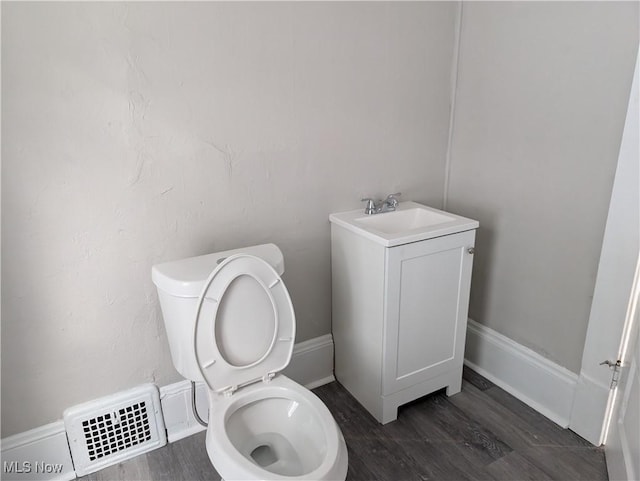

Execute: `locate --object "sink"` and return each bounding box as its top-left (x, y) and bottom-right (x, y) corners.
top-left (329, 201), bottom-right (479, 247)
top-left (355, 208), bottom-right (455, 234)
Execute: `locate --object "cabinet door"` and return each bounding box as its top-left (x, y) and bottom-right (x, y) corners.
top-left (382, 230), bottom-right (475, 395)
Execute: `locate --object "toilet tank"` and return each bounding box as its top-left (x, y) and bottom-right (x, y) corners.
top-left (151, 243), bottom-right (285, 381)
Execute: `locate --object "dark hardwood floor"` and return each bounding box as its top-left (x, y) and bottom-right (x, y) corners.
top-left (80, 368), bottom-right (607, 481)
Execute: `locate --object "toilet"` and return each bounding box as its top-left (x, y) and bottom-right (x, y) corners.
top-left (152, 244), bottom-right (348, 481)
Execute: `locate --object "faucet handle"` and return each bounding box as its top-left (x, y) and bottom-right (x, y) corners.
top-left (361, 198), bottom-right (376, 215)
top-left (385, 192), bottom-right (401, 207)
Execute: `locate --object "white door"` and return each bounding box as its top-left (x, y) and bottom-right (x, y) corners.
top-left (605, 290), bottom-right (640, 481)
top-left (569, 46), bottom-right (639, 475)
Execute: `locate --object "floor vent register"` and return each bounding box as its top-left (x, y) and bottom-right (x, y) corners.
top-left (63, 384), bottom-right (167, 476)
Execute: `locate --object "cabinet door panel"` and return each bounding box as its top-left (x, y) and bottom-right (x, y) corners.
top-left (395, 247), bottom-right (460, 378)
top-left (383, 230), bottom-right (475, 395)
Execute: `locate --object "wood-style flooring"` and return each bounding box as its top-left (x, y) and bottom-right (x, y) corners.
top-left (79, 368), bottom-right (607, 481)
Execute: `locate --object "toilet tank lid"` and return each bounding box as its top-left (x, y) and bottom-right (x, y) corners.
top-left (151, 243), bottom-right (285, 298)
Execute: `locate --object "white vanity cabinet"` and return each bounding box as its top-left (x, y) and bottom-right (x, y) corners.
top-left (330, 202), bottom-right (478, 424)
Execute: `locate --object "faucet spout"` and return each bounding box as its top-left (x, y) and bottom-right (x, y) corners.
top-left (361, 193), bottom-right (402, 215)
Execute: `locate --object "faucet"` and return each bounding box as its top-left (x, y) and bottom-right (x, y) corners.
top-left (361, 193), bottom-right (402, 215)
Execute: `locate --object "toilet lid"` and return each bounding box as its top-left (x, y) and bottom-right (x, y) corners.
top-left (194, 254), bottom-right (295, 394)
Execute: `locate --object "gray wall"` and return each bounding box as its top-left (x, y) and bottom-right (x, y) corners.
top-left (1, 2), bottom-right (457, 436)
top-left (447, 1), bottom-right (639, 373)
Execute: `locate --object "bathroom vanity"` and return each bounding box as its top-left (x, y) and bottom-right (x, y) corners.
top-left (329, 201), bottom-right (478, 423)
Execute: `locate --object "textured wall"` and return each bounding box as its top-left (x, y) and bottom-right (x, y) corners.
top-left (447, 1), bottom-right (639, 373)
top-left (1, 2), bottom-right (457, 436)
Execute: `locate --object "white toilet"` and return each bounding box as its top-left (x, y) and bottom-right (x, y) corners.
top-left (152, 244), bottom-right (348, 481)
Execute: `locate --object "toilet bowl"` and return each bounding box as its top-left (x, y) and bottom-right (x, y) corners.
top-left (151, 244), bottom-right (348, 481)
top-left (207, 375), bottom-right (347, 480)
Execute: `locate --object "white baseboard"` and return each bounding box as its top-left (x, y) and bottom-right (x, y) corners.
top-left (283, 333), bottom-right (336, 389)
top-left (464, 319), bottom-right (578, 428)
top-left (0, 334), bottom-right (336, 478)
top-left (0, 422), bottom-right (75, 481)
top-left (568, 372), bottom-right (610, 445)
top-left (159, 379), bottom-right (208, 444)
top-left (160, 333), bottom-right (336, 443)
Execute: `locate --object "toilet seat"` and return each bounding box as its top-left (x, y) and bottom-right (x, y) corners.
top-left (194, 254), bottom-right (295, 395)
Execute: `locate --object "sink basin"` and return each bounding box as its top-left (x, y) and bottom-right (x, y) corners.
top-left (329, 201), bottom-right (479, 247)
top-left (355, 208), bottom-right (455, 234)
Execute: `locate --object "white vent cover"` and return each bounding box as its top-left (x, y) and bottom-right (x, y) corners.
top-left (64, 384), bottom-right (167, 476)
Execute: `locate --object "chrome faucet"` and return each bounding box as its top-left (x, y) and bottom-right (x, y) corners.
top-left (361, 193), bottom-right (402, 215)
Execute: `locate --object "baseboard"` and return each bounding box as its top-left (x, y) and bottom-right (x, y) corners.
top-left (0, 334), bottom-right (336, 478)
top-left (159, 379), bottom-right (209, 444)
top-left (282, 333), bottom-right (336, 389)
top-left (160, 333), bottom-right (336, 443)
top-left (0, 422), bottom-right (75, 481)
top-left (464, 319), bottom-right (578, 428)
top-left (568, 372), bottom-right (611, 445)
